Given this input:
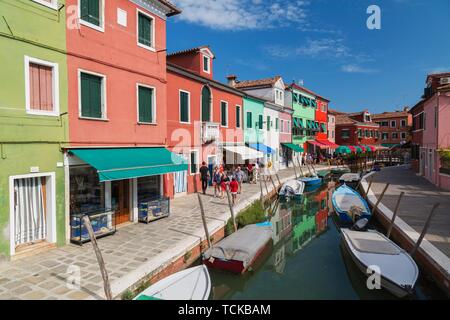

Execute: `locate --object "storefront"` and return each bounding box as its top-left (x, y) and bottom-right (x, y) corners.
top-left (66, 147), bottom-right (187, 244)
top-left (281, 143), bottom-right (304, 166)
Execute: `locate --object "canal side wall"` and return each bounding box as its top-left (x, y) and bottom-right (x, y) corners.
top-left (361, 170), bottom-right (450, 297)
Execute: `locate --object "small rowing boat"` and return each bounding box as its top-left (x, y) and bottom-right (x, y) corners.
top-left (278, 180), bottom-right (305, 199)
top-left (339, 173), bottom-right (361, 184)
top-left (299, 176), bottom-right (322, 187)
top-left (341, 228), bottom-right (419, 298)
top-left (134, 265), bottom-right (211, 300)
top-left (331, 167), bottom-right (351, 175)
top-left (332, 184), bottom-right (371, 223)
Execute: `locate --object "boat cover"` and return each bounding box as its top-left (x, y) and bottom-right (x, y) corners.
top-left (203, 225), bottom-right (272, 268)
top-left (344, 230), bottom-right (401, 255)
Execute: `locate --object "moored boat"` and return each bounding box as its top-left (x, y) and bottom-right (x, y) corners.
top-left (332, 184), bottom-right (371, 223)
top-left (299, 176), bottom-right (322, 187)
top-left (278, 180), bottom-right (305, 199)
top-left (134, 265), bottom-right (211, 300)
top-left (317, 169), bottom-right (331, 179)
top-left (341, 228), bottom-right (419, 298)
top-left (339, 173), bottom-right (361, 185)
top-left (332, 167), bottom-right (351, 175)
top-left (203, 224), bottom-right (273, 274)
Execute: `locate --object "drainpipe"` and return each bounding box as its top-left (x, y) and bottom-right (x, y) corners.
top-left (1, 143), bottom-right (6, 159)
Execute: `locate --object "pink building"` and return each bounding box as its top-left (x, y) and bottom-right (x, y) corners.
top-left (279, 102), bottom-right (293, 168)
top-left (421, 73), bottom-right (450, 190)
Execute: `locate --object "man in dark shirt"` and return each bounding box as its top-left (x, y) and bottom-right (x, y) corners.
top-left (199, 161), bottom-right (210, 194)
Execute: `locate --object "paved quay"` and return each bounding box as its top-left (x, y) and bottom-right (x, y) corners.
top-left (0, 165), bottom-right (326, 300)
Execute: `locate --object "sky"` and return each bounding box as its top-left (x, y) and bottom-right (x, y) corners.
top-left (166, 0), bottom-right (450, 113)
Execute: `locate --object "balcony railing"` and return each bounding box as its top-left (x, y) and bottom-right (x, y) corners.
top-left (201, 122), bottom-right (220, 143)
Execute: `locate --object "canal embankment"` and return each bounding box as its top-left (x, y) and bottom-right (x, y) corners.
top-left (361, 165), bottom-right (450, 296)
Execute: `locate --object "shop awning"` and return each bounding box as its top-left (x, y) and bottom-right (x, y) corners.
top-left (223, 146), bottom-right (264, 161)
top-left (282, 143), bottom-right (304, 153)
top-left (249, 143), bottom-right (274, 155)
top-left (382, 143), bottom-right (400, 149)
top-left (317, 140), bottom-right (339, 149)
top-left (69, 148), bottom-right (188, 182)
top-left (307, 140), bottom-right (328, 149)
top-left (336, 146), bottom-right (351, 154)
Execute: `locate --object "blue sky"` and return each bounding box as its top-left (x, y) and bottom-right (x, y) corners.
top-left (167, 0), bottom-right (450, 113)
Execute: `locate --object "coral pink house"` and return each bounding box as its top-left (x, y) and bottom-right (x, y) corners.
top-left (421, 73), bottom-right (450, 190)
top-left (64, 0), bottom-right (182, 235)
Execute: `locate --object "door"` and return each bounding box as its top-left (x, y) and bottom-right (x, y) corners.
top-left (174, 170), bottom-right (187, 194)
top-left (207, 155), bottom-right (217, 186)
top-left (112, 180), bottom-right (130, 225)
top-left (420, 150), bottom-right (425, 176)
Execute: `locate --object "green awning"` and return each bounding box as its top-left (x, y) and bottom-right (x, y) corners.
top-left (321, 123), bottom-right (327, 132)
top-left (69, 148), bottom-right (188, 182)
top-left (298, 118), bottom-right (304, 129)
top-left (336, 146), bottom-right (351, 154)
top-left (293, 118), bottom-right (300, 128)
top-left (283, 143), bottom-right (304, 153)
top-left (354, 146), bottom-right (363, 153)
top-left (382, 143), bottom-right (400, 148)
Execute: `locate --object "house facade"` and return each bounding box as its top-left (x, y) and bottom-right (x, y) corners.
top-left (166, 47), bottom-right (248, 196)
top-left (372, 108), bottom-right (412, 148)
top-left (64, 0), bottom-right (184, 242)
top-left (328, 113), bottom-right (336, 143)
top-left (278, 101), bottom-right (294, 169)
top-left (410, 100), bottom-right (425, 174)
top-left (242, 95), bottom-right (265, 146)
top-left (0, 0), bottom-right (69, 259)
top-left (334, 110), bottom-right (381, 148)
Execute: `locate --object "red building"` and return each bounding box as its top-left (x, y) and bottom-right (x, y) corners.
top-left (333, 109), bottom-right (381, 149)
top-left (315, 98), bottom-right (329, 141)
top-left (410, 100), bottom-right (425, 174)
top-left (64, 1), bottom-right (184, 232)
top-left (166, 46), bottom-right (245, 197)
top-left (372, 108), bottom-right (412, 148)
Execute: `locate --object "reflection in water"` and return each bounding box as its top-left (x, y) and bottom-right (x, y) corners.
top-left (210, 179), bottom-right (443, 300)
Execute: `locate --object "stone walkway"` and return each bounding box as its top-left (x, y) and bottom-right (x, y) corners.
top-left (0, 165), bottom-right (322, 300)
top-left (369, 166), bottom-right (450, 257)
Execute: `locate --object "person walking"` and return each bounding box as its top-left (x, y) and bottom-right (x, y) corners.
top-left (234, 166), bottom-right (244, 194)
top-left (253, 161), bottom-right (260, 183)
top-left (212, 166), bottom-right (221, 198)
top-left (199, 161), bottom-right (210, 195)
top-left (246, 163), bottom-right (253, 184)
top-left (230, 178), bottom-right (239, 206)
top-left (220, 173), bottom-right (230, 199)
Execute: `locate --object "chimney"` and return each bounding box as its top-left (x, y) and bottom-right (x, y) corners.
top-left (403, 106), bottom-right (410, 112)
top-left (227, 75), bottom-right (237, 87)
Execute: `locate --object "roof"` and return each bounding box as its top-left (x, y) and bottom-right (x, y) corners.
top-left (328, 109), bottom-right (345, 115)
top-left (438, 84), bottom-right (450, 91)
top-left (289, 83), bottom-right (330, 102)
top-left (426, 72), bottom-right (450, 82)
top-left (157, 0), bottom-right (182, 16)
top-left (234, 76), bottom-right (281, 89)
top-left (335, 114), bottom-right (379, 127)
top-left (372, 111), bottom-right (410, 120)
top-left (168, 45), bottom-right (214, 58)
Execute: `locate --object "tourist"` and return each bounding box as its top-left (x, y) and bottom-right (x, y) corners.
top-left (266, 159), bottom-right (273, 181)
top-left (199, 161), bottom-right (210, 195)
top-left (220, 173), bottom-right (230, 199)
top-left (230, 178), bottom-right (239, 206)
top-left (247, 163), bottom-right (254, 184)
top-left (234, 166), bottom-right (244, 194)
top-left (212, 166), bottom-right (221, 198)
top-left (253, 161), bottom-right (260, 183)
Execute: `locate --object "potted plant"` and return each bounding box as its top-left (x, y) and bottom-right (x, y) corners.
top-left (438, 149), bottom-right (450, 175)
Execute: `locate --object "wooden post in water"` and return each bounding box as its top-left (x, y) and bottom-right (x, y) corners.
top-left (363, 176), bottom-right (373, 198)
top-left (270, 175), bottom-right (277, 193)
top-left (292, 160), bottom-right (298, 179)
top-left (225, 189), bottom-right (237, 233)
top-left (372, 183), bottom-right (390, 214)
top-left (410, 203), bottom-right (440, 256)
top-left (197, 193), bottom-right (212, 248)
top-left (275, 173), bottom-right (282, 188)
top-left (259, 169), bottom-right (265, 206)
top-left (263, 175), bottom-right (269, 195)
top-left (305, 162), bottom-right (313, 176)
top-left (82, 215), bottom-right (112, 300)
top-left (297, 158), bottom-right (305, 177)
top-left (387, 192), bottom-right (405, 239)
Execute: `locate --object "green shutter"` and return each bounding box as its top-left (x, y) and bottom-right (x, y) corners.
top-left (258, 115), bottom-right (263, 130)
top-left (190, 152), bottom-right (197, 174)
top-left (276, 118), bottom-right (279, 130)
top-left (267, 116), bottom-right (270, 131)
top-left (180, 92), bottom-right (189, 122)
top-left (81, 73), bottom-right (102, 118)
top-left (221, 102), bottom-right (227, 126)
top-left (201, 87), bottom-right (211, 122)
top-left (139, 86), bottom-right (153, 123)
top-left (247, 112), bottom-right (252, 128)
top-left (236, 106), bottom-right (241, 128)
top-left (138, 13), bottom-right (152, 47)
top-left (81, 0), bottom-right (100, 26)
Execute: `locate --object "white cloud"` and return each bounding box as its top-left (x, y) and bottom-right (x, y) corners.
top-left (341, 64), bottom-right (378, 74)
top-left (172, 0), bottom-right (310, 30)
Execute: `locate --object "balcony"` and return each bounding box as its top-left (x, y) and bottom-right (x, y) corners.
top-left (201, 122), bottom-right (220, 143)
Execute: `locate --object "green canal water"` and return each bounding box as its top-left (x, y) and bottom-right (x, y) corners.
top-left (209, 179), bottom-right (446, 300)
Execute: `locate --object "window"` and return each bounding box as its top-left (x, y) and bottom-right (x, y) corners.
top-left (434, 106), bottom-right (438, 128)
top-left (79, 71), bottom-right (105, 119)
top-left (236, 106), bottom-right (241, 128)
top-left (246, 112), bottom-right (252, 129)
top-left (201, 86), bottom-right (211, 122)
top-left (203, 56), bottom-right (210, 73)
top-left (258, 115), bottom-right (263, 130)
top-left (275, 118), bottom-right (279, 131)
top-left (382, 132), bottom-right (389, 140)
top-left (137, 85), bottom-right (155, 123)
top-left (391, 120), bottom-right (396, 128)
top-left (287, 121), bottom-right (291, 133)
top-left (25, 56), bottom-right (59, 116)
top-left (332, 131), bottom-right (335, 139)
top-left (364, 113), bottom-right (371, 122)
top-left (137, 10), bottom-right (154, 50)
top-left (32, 0), bottom-right (58, 9)
top-left (179, 90), bottom-right (190, 123)
top-left (321, 102), bottom-right (327, 112)
top-left (220, 101), bottom-right (228, 126)
top-left (365, 129), bottom-right (369, 137)
top-left (80, 0), bottom-right (103, 31)
top-left (280, 119), bottom-right (284, 133)
top-left (378, 121), bottom-right (389, 127)
top-left (417, 113), bottom-right (425, 130)
top-left (401, 119), bottom-right (406, 127)
top-left (357, 129), bottom-right (362, 138)
top-left (267, 116), bottom-right (271, 131)
top-left (401, 132), bottom-right (407, 140)
top-left (190, 151), bottom-right (199, 175)
top-left (392, 132), bottom-right (399, 140)
top-left (341, 129), bottom-right (350, 139)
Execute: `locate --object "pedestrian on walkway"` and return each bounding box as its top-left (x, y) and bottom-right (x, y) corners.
top-left (220, 173), bottom-right (230, 199)
top-left (234, 166), bottom-right (244, 194)
top-left (212, 166), bottom-right (221, 198)
top-left (247, 163), bottom-right (254, 183)
top-left (253, 161), bottom-right (259, 183)
top-left (199, 161), bottom-right (210, 195)
top-left (230, 178), bottom-right (239, 205)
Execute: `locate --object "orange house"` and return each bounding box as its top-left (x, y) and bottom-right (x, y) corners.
top-left (166, 46), bottom-right (247, 197)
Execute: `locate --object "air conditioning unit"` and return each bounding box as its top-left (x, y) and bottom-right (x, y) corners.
top-left (440, 77), bottom-right (450, 85)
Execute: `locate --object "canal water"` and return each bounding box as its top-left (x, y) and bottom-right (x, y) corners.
top-left (209, 178), bottom-right (445, 300)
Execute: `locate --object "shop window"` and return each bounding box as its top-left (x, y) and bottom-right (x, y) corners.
top-left (70, 166), bottom-right (105, 214)
top-left (138, 176), bottom-right (161, 202)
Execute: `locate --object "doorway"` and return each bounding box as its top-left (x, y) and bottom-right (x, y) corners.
top-left (207, 155), bottom-right (217, 186)
top-left (112, 180), bottom-right (131, 225)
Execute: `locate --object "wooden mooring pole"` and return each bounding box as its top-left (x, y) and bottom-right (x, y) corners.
top-left (275, 173), bottom-right (282, 188)
top-left (263, 175), bottom-right (269, 195)
top-left (82, 215), bottom-right (112, 300)
top-left (225, 189), bottom-right (237, 233)
top-left (372, 183), bottom-right (390, 214)
top-left (270, 175), bottom-right (277, 193)
top-left (387, 192), bottom-right (405, 239)
top-left (197, 193), bottom-right (212, 248)
top-left (259, 169), bottom-right (264, 206)
top-left (410, 203), bottom-right (440, 256)
top-left (297, 158), bottom-right (305, 177)
top-left (292, 160), bottom-right (298, 179)
top-left (363, 176), bottom-right (373, 198)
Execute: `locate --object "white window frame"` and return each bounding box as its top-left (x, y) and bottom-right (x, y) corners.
top-left (200, 85), bottom-right (213, 123)
top-left (203, 55), bottom-right (211, 74)
top-left (24, 56), bottom-right (60, 117)
top-left (235, 105), bottom-right (241, 128)
top-left (32, 0), bottom-right (58, 10)
top-left (179, 89), bottom-right (191, 124)
top-left (401, 119), bottom-right (406, 127)
top-left (382, 132), bottom-right (389, 140)
top-left (136, 8), bottom-right (156, 52)
top-left (189, 150), bottom-right (199, 175)
top-left (79, 0), bottom-right (105, 33)
top-left (391, 120), bottom-right (397, 128)
top-left (401, 132), bottom-right (407, 140)
top-left (220, 100), bottom-right (228, 128)
top-left (341, 129), bottom-right (350, 139)
top-left (78, 69), bottom-right (108, 121)
top-left (136, 83), bottom-right (157, 125)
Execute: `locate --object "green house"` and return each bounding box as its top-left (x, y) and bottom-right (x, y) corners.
top-left (243, 96), bottom-right (265, 145)
top-left (0, 0), bottom-right (68, 259)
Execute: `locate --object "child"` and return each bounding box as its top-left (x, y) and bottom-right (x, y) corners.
top-left (230, 178), bottom-right (239, 206)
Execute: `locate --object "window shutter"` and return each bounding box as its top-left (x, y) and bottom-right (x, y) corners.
top-left (221, 102), bottom-right (227, 126)
top-left (139, 86), bottom-right (153, 123)
top-left (139, 14), bottom-right (152, 47)
top-left (258, 115), bottom-right (263, 130)
top-left (275, 118), bottom-right (279, 130)
top-left (201, 87), bottom-right (211, 122)
top-left (247, 112), bottom-right (252, 128)
top-left (180, 92), bottom-right (189, 122)
top-left (236, 106), bottom-right (240, 128)
top-left (267, 116), bottom-right (270, 131)
top-left (81, 73), bottom-right (102, 118)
